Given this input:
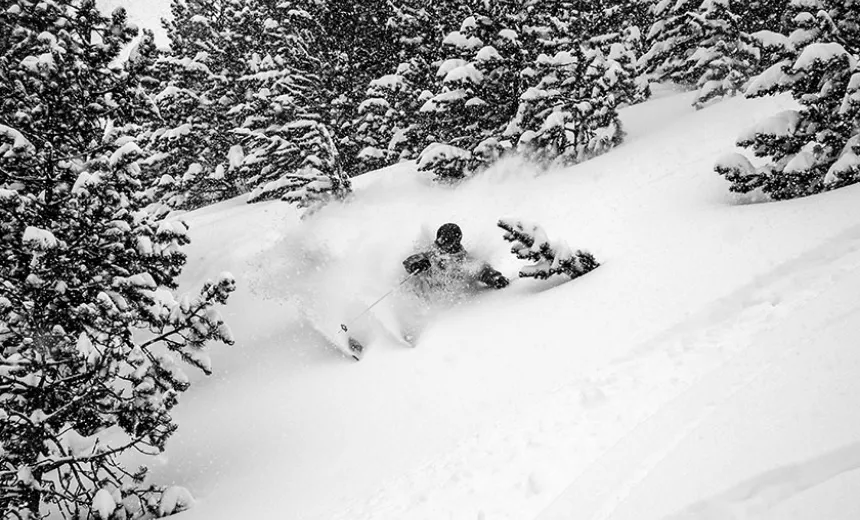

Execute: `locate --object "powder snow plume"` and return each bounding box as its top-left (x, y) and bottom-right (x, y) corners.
top-left (241, 156), bottom-right (545, 349)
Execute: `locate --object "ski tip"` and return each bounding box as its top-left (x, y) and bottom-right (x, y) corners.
top-left (348, 337), bottom-right (365, 361)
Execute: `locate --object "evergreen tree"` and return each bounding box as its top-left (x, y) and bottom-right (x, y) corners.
top-left (605, 26), bottom-right (653, 106)
top-left (0, 2), bottom-right (234, 517)
top-left (243, 118), bottom-right (350, 209)
top-left (405, 1), bottom-right (631, 179)
top-left (356, 0), bottom-right (512, 177)
top-left (747, 28), bottom-right (792, 77)
top-left (350, 5), bottom-right (432, 173)
top-left (687, 0), bottom-right (759, 109)
top-left (498, 219), bottom-right (599, 280)
top-left (516, 44), bottom-right (626, 166)
top-left (158, 0), bottom-right (380, 209)
top-left (223, 3), bottom-right (351, 208)
top-left (311, 0), bottom-right (400, 174)
top-left (586, 0), bottom-right (654, 104)
top-left (155, 0), bottom-right (262, 208)
top-left (135, 30), bottom-right (243, 213)
top-left (353, 71), bottom-right (418, 171)
top-left (417, 10), bottom-right (525, 181)
top-left (352, 0), bottom-right (479, 172)
top-left (642, 0), bottom-right (771, 108)
top-left (639, 0), bottom-right (704, 87)
top-left (742, 0), bottom-right (792, 34)
top-left (715, 0), bottom-right (860, 199)
top-left (598, 0), bottom-right (654, 41)
top-left (159, 0), bottom-right (353, 209)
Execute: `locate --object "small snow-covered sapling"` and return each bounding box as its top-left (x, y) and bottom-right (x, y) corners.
top-left (498, 219), bottom-right (599, 280)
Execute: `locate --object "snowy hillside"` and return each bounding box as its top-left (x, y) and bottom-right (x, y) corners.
top-left (142, 88), bottom-right (860, 520)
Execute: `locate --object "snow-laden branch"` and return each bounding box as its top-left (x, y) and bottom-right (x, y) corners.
top-left (498, 218), bottom-right (600, 281)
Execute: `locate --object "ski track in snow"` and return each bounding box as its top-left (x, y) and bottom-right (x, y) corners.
top-left (146, 91), bottom-right (860, 520)
top-left (538, 224), bottom-right (860, 520)
top-left (662, 441), bottom-right (860, 520)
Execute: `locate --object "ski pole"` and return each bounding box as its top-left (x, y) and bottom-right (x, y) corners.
top-left (340, 271), bottom-right (417, 333)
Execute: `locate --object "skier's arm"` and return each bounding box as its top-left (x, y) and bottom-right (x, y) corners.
top-left (403, 252), bottom-right (431, 274)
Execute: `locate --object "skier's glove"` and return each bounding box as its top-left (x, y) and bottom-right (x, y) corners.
top-left (482, 269), bottom-right (509, 289)
top-left (491, 273), bottom-right (510, 289)
top-left (404, 254), bottom-right (431, 274)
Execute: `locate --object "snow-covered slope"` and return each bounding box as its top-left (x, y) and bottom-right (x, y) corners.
top-left (151, 89), bottom-right (860, 520)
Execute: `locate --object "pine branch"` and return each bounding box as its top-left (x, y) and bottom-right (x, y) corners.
top-left (498, 218), bottom-right (600, 281)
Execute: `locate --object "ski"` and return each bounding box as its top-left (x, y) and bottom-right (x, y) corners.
top-left (303, 316), bottom-right (367, 361)
top-left (347, 336), bottom-right (365, 361)
top-left (339, 323), bottom-right (367, 361)
top-left (401, 332), bottom-right (418, 347)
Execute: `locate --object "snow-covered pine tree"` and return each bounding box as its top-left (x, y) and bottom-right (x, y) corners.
top-left (243, 119), bottom-right (350, 209)
top-left (516, 44), bottom-right (626, 167)
top-left (687, 0), bottom-right (759, 109)
top-left (582, 46), bottom-right (629, 155)
top-left (351, 4), bottom-right (443, 173)
top-left (160, 0), bottom-right (389, 209)
top-left (155, 0), bottom-right (258, 208)
top-left (0, 2), bottom-right (234, 517)
top-left (205, 1), bottom-right (351, 209)
top-left (715, 0), bottom-right (860, 199)
top-left (387, 0), bottom-right (478, 73)
top-left (747, 29), bottom-right (793, 78)
top-left (355, 0), bottom-right (512, 177)
top-left (639, 0), bottom-right (705, 88)
top-left (353, 70), bottom-right (418, 172)
top-left (516, 0), bottom-right (577, 57)
top-left (415, 47), bottom-right (482, 181)
top-left (585, 0), bottom-right (653, 105)
top-left (497, 219), bottom-right (599, 280)
top-left (465, 9), bottom-right (528, 170)
top-left (641, 0), bottom-right (762, 108)
top-left (417, 10), bottom-right (524, 182)
top-left (595, 0), bottom-right (655, 43)
top-left (742, 0), bottom-right (792, 34)
top-left (740, 0), bottom-right (791, 70)
top-left (310, 0), bottom-right (401, 175)
top-left (500, 0), bottom-right (572, 142)
top-left (605, 26), bottom-right (653, 106)
top-left (134, 30), bottom-right (243, 214)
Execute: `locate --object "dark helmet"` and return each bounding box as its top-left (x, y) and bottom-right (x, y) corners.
top-left (436, 223), bottom-right (462, 252)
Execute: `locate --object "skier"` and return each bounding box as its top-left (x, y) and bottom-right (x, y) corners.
top-left (341, 223), bottom-right (508, 357)
top-left (402, 223), bottom-right (510, 293)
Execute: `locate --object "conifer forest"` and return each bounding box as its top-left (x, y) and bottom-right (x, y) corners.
top-left (1, 0), bottom-right (859, 519)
